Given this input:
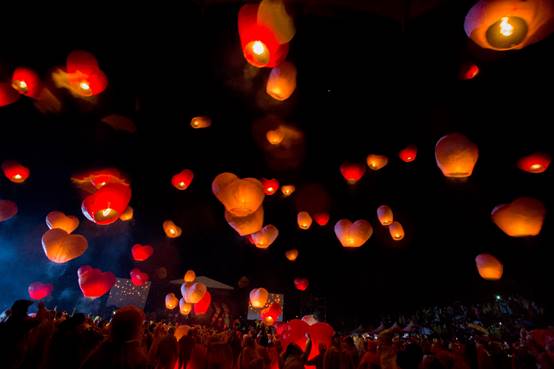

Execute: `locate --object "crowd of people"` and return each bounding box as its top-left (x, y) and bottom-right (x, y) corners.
top-left (0, 295), bottom-right (553, 369)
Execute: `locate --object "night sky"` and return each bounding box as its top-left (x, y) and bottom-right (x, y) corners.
top-left (0, 1), bottom-right (553, 329)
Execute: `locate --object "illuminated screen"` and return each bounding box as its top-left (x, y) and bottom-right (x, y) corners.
top-left (247, 293), bottom-right (284, 321)
top-left (106, 278), bottom-right (151, 309)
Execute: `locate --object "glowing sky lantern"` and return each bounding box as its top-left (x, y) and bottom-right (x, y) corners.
top-left (334, 219), bottom-right (373, 248)
top-left (281, 184), bottom-right (295, 197)
top-left (366, 154), bottom-right (389, 171)
top-left (65, 50), bottom-right (108, 96)
top-left (212, 173), bottom-right (265, 217)
top-left (517, 153), bottom-right (551, 174)
top-left (475, 253), bottom-right (503, 280)
top-left (41, 229), bottom-right (88, 263)
top-left (250, 287), bottom-right (269, 308)
top-left (171, 169), bottom-right (194, 190)
top-left (131, 244), bottom-right (154, 262)
top-left (163, 220), bottom-right (182, 238)
top-left (266, 128), bottom-right (285, 145)
top-left (184, 270), bottom-right (196, 283)
top-left (388, 221), bottom-right (405, 241)
top-left (464, 0), bottom-right (554, 51)
top-left (285, 249), bottom-right (299, 261)
top-left (78, 266), bottom-right (116, 299)
top-left (435, 133), bottom-right (479, 178)
top-left (262, 178), bottom-right (280, 195)
top-left (266, 61), bottom-right (297, 101)
top-left (120, 206), bottom-right (134, 221)
top-left (130, 268), bottom-right (149, 286)
top-left (491, 197), bottom-right (545, 237)
top-left (257, 0), bottom-right (296, 44)
top-left (194, 291), bottom-right (211, 315)
top-left (294, 277), bottom-right (309, 291)
top-left (46, 211), bottom-right (79, 234)
top-left (11, 67), bottom-right (41, 98)
top-left (0, 200), bottom-right (18, 222)
top-left (313, 212), bottom-right (330, 226)
top-left (238, 3), bottom-right (289, 68)
top-left (190, 116), bottom-right (211, 129)
top-left (225, 206), bottom-right (264, 236)
top-left (0, 83), bottom-right (20, 107)
top-left (251, 224), bottom-right (279, 249)
top-left (81, 183), bottom-right (132, 225)
top-left (463, 64), bottom-right (480, 80)
top-left (179, 298), bottom-right (193, 315)
top-left (377, 205), bottom-right (394, 226)
top-left (260, 302), bottom-right (282, 326)
top-left (28, 282), bottom-right (53, 300)
top-left (2, 160), bottom-right (30, 183)
top-left (399, 145), bottom-right (417, 163)
top-left (340, 162), bottom-right (365, 184)
top-left (297, 211), bottom-right (313, 230)
top-left (71, 168), bottom-right (129, 192)
top-left (165, 293), bottom-right (179, 310)
top-left (183, 282), bottom-right (207, 304)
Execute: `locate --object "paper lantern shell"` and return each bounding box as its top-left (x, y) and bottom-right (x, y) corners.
top-left (2, 160), bottom-right (30, 183)
top-left (475, 253), bottom-right (503, 280)
top-left (313, 212), bottom-right (330, 226)
top-left (66, 50), bottom-right (108, 96)
top-left (194, 291), bottom-right (211, 315)
top-left (250, 288), bottom-right (269, 308)
top-left (225, 206), bottom-right (264, 236)
top-left (435, 133), bottom-right (479, 178)
top-left (294, 278), bottom-right (309, 291)
top-left (388, 221), bottom-right (405, 241)
top-left (184, 270), bottom-right (196, 283)
top-left (267, 129), bottom-right (285, 145)
top-left (191, 116), bottom-right (211, 129)
top-left (42, 229), bottom-right (88, 263)
top-left (46, 211), bottom-right (79, 233)
top-left (285, 249), bottom-right (299, 261)
top-left (251, 224), bottom-right (279, 249)
top-left (266, 61), bottom-right (297, 101)
top-left (281, 184), bottom-right (295, 197)
top-left (212, 173), bottom-right (265, 217)
top-left (166, 293), bottom-right (179, 310)
top-left (78, 266), bottom-right (116, 299)
top-left (377, 205), bottom-right (394, 226)
top-left (399, 145), bottom-right (417, 163)
top-left (366, 154), bottom-right (389, 170)
top-left (171, 169), bottom-right (194, 190)
top-left (179, 298), bottom-right (193, 315)
top-left (183, 282), bottom-right (207, 304)
top-left (163, 220), bottom-right (182, 238)
top-left (132, 244), bottom-right (154, 262)
top-left (0, 200), bottom-right (18, 222)
top-left (340, 163), bottom-right (365, 184)
top-left (517, 153), bottom-right (551, 173)
top-left (334, 219), bottom-right (373, 248)
top-left (28, 282), bottom-right (53, 300)
top-left (130, 268), bottom-right (149, 286)
top-left (262, 178), bottom-right (280, 195)
top-left (81, 183), bottom-right (132, 225)
top-left (297, 211), bottom-right (313, 230)
top-left (491, 197), bottom-right (545, 237)
top-left (12, 67), bottom-right (41, 98)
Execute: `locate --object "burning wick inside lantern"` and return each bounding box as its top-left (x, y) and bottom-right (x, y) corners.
top-left (499, 17), bottom-right (514, 37)
top-left (80, 81), bottom-right (91, 92)
top-left (102, 208), bottom-right (113, 217)
top-left (252, 41), bottom-right (266, 55)
top-left (14, 174), bottom-right (22, 180)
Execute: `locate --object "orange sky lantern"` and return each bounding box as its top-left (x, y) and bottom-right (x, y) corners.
top-left (491, 197), bottom-right (545, 237)
top-left (266, 61), bottom-right (297, 101)
top-left (191, 116), bottom-right (211, 129)
top-left (334, 219), bottom-right (373, 248)
top-left (435, 133), bottom-right (479, 178)
top-left (388, 221), bottom-right (405, 241)
top-left (297, 211), bottom-right (313, 230)
top-left (179, 298), bottom-right (193, 315)
top-left (366, 154), bottom-right (389, 170)
top-left (120, 207), bottom-right (134, 221)
top-left (212, 173), bottom-right (265, 217)
top-left (225, 206), bottom-right (264, 236)
top-left (377, 205), bottom-right (394, 226)
top-left (475, 253), bottom-right (503, 280)
top-left (285, 249), bottom-right (299, 261)
top-left (184, 270), bottom-right (196, 283)
top-left (42, 229), bottom-right (88, 263)
top-left (266, 128), bottom-right (285, 145)
top-left (163, 220), bottom-right (182, 238)
top-left (281, 184), bottom-right (295, 197)
top-left (251, 224), bottom-right (279, 249)
top-left (46, 211), bottom-right (79, 234)
top-left (250, 288), bottom-right (269, 308)
top-left (166, 293), bottom-right (179, 310)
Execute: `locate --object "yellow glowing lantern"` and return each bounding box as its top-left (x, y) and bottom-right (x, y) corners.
top-left (297, 211), bottom-right (312, 230)
top-left (435, 133), bottom-right (479, 178)
top-left (165, 293), bottom-right (179, 310)
top-left (46, 211), bottom-right (79, 234)
top-left (182, 282), bottom-right (207, 304)
top-left (191, 116), bottom-right (211, 129)
top-left (249, 288), bottom-right (269, 308)
top-left (475, 253), bottom-right (503, 280)
top-left (285, 249), bottom-right (299, 261)
top-left (266, 61), bottom-right (297, 101)
top-left (366, 154), bottom-right (388, 171)
top-left (377, 205), bottom-right (393, 226)
top-left (266, 128), bottom-right (285, 145)
top-left (388, 221), bottom-right (405, 241)
top-left (251, 224), bottom-right (279, 249)
top-left (119, 206), bottom-right (134, 221)
top-left (184, 270), bottom-right (196, 283)
top-left (334, 219), bottom-right (373, 248)
top-left (163, 220), bottom-right (182, 238)
top-left (212, 173), bottom-right (265, 217)
top-left (281, 185), bottom-right (295, 197)
top-left (225, 206), bottom-right (264, 236)
top-left (179, 298), bottom-right (193, 315)
top-left (491, 197), bottom-right (545, 237)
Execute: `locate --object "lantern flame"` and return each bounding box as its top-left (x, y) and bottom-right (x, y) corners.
top-left (252, 41), bottom-right (266, 55)
top-left (80, 81), bottom-right (91, 92)
top-left (499, 16), bottom-right (514, 36)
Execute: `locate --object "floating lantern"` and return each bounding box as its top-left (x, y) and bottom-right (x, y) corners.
top-left (194, 291), bottom-right (211, 315)
top-left (262, 178), bottom-right (280, 195)
top-left (81, 183), bottom-right (132, 225)
top-left (435, 133), bottom-right (479, 178)
top-left (46, 211), bottom-right (79, 233)
top-left (2, 160), bottom-right (30, 183)
top-left (0, 200), bottom-right (18, 222)
top-left (0, 83), bottom-right (20, 107)
top-left (257, 0), bottom-right (296, 44)
top-left (179, 298), bottom-right (193, 315)
top-left (163, 220), bottom-right (182, 238)
top-left (120, 206), bottom-right (134, 221)
top-left (65, 50), bottom-right (108, 96)
top-left (238, 3), bottom-right (289, 68)
top-left (12, 67), bottom-right (41, 98)
top-left (41, 229), bottom-right (88, 263)
top-left (266, 61), bottom-right (297, 101)
top-left (388, 221), bottom-right (405, 241)
top-left (377, 205), bottom-right (394, 226)
top-left (313, 212), bottom-right (330, 226)
top-left (251, 224), bottom-right (279, 249)
top-left (464, 0), bottom-right (554, 51)
top-left (184, 270), bottom-right (196, 283)
top-left (77, 266), bottom-right (116, 299)
top-left (297, 211), bottom-right (312, 230)
top-left (260, 302), bottom-right (282, 325)
top-left (340, 163), bottom-right (365, 184)
top-left (294, 278), bottom-right (309, 291)
top-left (475, 253), bottom-right (503, 280)
top-left (266, 128), bottom-right (285, 145)
top-left (366, 154), bottom-right (388, 170)
top-left (281, 184), bottom-right (295, 197)
top-left (71, 168), bottom-right (128, 192)
top-left (517, 153), bottom-right (551, 174)
top-left (130, 268), bottom-right (149, 286)
top-left (166, 293), bottom-right (179, 310)
top-left (285, 249), bottom-right (299, 261)
top-left (28, 282), bottom-right (53, 300)
top-left (183, 282), bottom-right (207, 304)
top-left (191, 116), bottom-right (211, 129)
top-left (171, 169), bottom-right (194, 190)
top-left (250, 288), bottom-right (269, 308)
top-left (399, 145), bottom-right (417, 163)
top-left (463, 64), bottom-right (480, 80)
top-left (334, 219), bottom-right (373, 248)
top-left (212, 173), bottom-right (265, 217)
top-left (225, 206), bottom-right (264, 236)
top-left (491, 197), bottom-right (545, 237)
top-left (131, 244), bottom-right (154, 262)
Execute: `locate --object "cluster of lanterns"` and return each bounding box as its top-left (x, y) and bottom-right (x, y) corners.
top-left (249, 287), bottom-right (283, 326)
top-left (377, 205), bottom-right (405, 241)
top-left (165, 270), bottom-right (212, 316)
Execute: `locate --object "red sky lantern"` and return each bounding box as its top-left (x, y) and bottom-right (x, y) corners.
top-left (238, 3), bottom-right (289, 68)
top-left (78, 266), bottom-right (116, 299)
top-left (28, 282), bottom-right (53, 300)
top-left (262, 178), bottom-right (280, 195)
top-left (399, 145), bottom-right (418, 163)
top-left (260, 301), bottom-right (282, 322)
top-left (0, 82), bottom-right (20, 107)
top-left (131, 244), bottom-right (154, 262)
top-left (194, 291), bottom-right (212, 315)
top-left (130, 268), bottom-right (149, 286)
top-left (463, 64), bottom-right (480, 80)
top-left (0, 199), bottom-right (18, 222)
top-left (2, 160), bottom-right (30, 183)
top-left (313, 212), bottom-right (330, 226)
top-left (65, 50), bottom-right (108, 96)
top-left (517, 153), bottom-right (551, 174)
top-left (340, 162), bottom-right (365, 184)
top-left (294, 277), bottom-right (309, 291)
top-left (171, 169), bottom-right (194, 190)
top-left (11, 67), bottom-right (41, 98)
top-left (82, 183), bottom-right (132, 225)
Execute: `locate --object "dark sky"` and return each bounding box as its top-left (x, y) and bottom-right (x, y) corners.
top-left (0, 2), bottom-right (553, 329)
